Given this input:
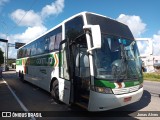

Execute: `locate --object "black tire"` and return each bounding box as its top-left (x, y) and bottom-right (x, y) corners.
top-left (19, 71), bottom-right (21, 77)
top-left (20, 71), bottom-right (25, 83)
top-left (51, 80), bottom-right (59, 102)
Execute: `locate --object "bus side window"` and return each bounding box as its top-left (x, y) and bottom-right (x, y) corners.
top-left (37, 38), bottom-right (44, 54)
top-left (54, 33), bottom-right (62, 50)
top-left (44, 37), bottom-right (50, 53)
top-left (49, 35), bottom-right (55, 52)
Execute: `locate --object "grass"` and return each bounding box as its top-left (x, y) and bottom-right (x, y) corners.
top-left (143, 72), bottom-right (160, 82)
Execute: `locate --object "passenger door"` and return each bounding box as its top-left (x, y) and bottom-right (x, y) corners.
top-left (58, 40), bottom-right (71, 104)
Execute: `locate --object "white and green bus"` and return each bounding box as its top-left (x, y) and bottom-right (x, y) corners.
top-left (16, 12), bottom-right (143, 111)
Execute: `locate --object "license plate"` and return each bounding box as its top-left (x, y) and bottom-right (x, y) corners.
top-left (124, 97), bottom-right (132, 102)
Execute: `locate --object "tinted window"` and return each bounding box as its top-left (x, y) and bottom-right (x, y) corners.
top-left (54, 33), bottom-right (62, 50)
top-left (65, 16), bottom-right (84, 40)
top-left (17, 26), bottom-right (62, 58)
top-left (48, 26), bottom-right (62, 52)
top-left (86, 13), bottom-right (134, 40)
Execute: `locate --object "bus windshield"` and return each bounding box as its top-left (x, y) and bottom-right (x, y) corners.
top-left (94, 34), bottom-right (142, 82)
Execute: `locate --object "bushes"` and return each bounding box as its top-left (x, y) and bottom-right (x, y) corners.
top-left (143, 73), bottom-right (160, 82)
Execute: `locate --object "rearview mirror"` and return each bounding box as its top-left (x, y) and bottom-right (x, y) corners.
top-left (83, 25), bottom-right (101, 51)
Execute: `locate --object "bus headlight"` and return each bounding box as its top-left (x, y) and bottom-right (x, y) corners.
top-left (91, 86), bottom-right (113, 94)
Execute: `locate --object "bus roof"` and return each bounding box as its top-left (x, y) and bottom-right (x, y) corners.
top-left (18, 11), bottom-right (130, 50)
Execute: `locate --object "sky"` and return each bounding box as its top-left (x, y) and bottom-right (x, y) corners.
top-left (0, 0), bottom-right (160, 58)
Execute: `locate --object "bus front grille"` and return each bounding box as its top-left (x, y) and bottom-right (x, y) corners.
top-left (112, 85), bottom-right (139, 95)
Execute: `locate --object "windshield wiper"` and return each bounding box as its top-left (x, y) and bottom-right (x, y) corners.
top-left (120, 44), bottom-right (127, 61)
top-left (112, 59), bottom-right (127, 82)
top-left (129, 41), bottom-right (136, 59)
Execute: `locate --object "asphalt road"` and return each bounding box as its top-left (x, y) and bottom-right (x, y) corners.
top-left (0, 70), bottom-right (160, 120)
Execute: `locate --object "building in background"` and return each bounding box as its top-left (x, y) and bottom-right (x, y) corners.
top-left (136, 38), bottom-right (160, 73)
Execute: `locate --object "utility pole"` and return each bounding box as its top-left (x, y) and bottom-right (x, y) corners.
top-left (0, 39), bottom-right (8, 71)
top-left (1, 21), bottom-right (8, 71)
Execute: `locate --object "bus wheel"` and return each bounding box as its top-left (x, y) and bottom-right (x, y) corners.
top-left (19, 71), bottom-right (21, 77)
top-left (20, 71), bottom-right (25, 82)
top-left (51, 80), bottom-right (59, 102)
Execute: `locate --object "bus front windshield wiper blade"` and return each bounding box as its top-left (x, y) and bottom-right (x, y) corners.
top-left (112, 59), bottom-right (127, 82)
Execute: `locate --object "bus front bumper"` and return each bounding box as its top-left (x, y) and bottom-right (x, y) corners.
top-left (88, 87), bottom-right (143, 111)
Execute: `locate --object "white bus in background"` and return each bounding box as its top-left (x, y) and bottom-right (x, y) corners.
top-left (16, 12), bottom-right (143, 111)
top-left (12, 63), bottom-right (16, 69)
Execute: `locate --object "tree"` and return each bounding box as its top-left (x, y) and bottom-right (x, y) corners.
top-left (0, 48), bottom-right (4, 65)
top-left (8, 59), bottom-right (16, 66)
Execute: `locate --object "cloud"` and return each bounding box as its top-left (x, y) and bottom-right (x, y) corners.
top-left (136, 40), bottom-right (150, 56)
top-left (1, 25), bottom-right (47, 58)
top-left (9, 25), bottom-right (47, 43)
top-left (9, 0), bottom-right (65, 43)
top-left (6, 0), bottom-right (65, 58)
top-left (10, 9), bottom-right (42, 27)
top-left (0, 0), bottom-right (9, 6)
top-left (117, 14), bottom-right (146, 37)
top-left (10, 0), bottom-right (65, 27)
top-left (0, 0), bottom-right (9, 12)
top-left (41, 0), bottom-right (64, 18)
top-left (152, 31), bottom-right (160, 56)
top-left (0, 32), bottom-right (8, 58)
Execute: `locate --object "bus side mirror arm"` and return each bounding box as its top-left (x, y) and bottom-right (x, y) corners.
top-left (87, 47), bottom-right (98, 52)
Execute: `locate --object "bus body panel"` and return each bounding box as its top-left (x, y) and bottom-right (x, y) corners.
top-left (17, 65), bottom-right (52, 92)
top-left (88, 88), bottom-right (143, 111)
top-left (16, 52), bottom-right (57, 91)
top-left (58, 78), bottom-right (71, 104)
top-left (16, 64), bottom-right (24, 77)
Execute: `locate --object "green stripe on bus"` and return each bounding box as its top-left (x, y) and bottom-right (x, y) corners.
top-left (94, 80), bottom-right (115, 88)
top-left (58, 52), bottom-right (62, 67)
top-left (124, 79), bottom-right (143, 88)
top-left (28, 54), bottom-right (55, 66)
top-left (125, 81), bottom-right (138, 87)
top-left (95, 78), bottom-right (143, 88)
top-left (16, 53), bottom-right (61, 66)
top-left (16, 59), bottom-right (22, 65)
